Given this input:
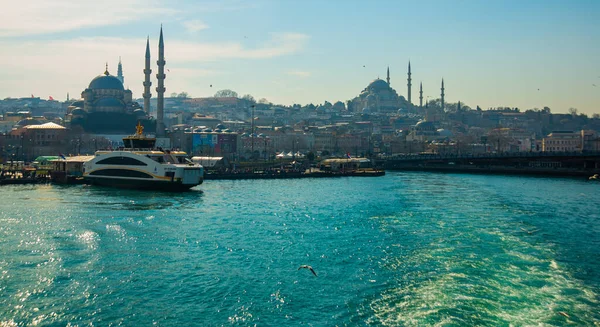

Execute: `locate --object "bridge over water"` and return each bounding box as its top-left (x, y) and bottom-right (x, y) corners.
top-left (382, 152), bottom-right (600, 177)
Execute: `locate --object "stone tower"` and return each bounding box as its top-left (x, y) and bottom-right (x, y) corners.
top-left (407, 61), bottom-right (412, 104)
top-left (441, 78), bottom-right (445, 111)
top-left (143, 37), bottom-right (152, 115)
top-left (386, 66), bottom-right (390, 86)
top-left (156, 26), bottom-right (166, 136)
top-left (419, 82), bottom-right (423, 108)
top-left (117, 57), bottom-right (124, 85)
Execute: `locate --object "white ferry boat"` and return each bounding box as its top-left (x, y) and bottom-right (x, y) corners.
top-left (83, 123), bottom-right (204, 191)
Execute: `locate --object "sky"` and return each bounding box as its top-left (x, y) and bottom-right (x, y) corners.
top-left (0, 0), bottom-right (598, 114)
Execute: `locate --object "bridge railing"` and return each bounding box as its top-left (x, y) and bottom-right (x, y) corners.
top-left (383, 151), bottom-right (600, 162)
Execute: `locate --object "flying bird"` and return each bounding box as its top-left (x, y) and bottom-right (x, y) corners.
top-left (298, 265), bottom-right (317, 276)
top-left (363, 65), bottom-right (366, 68)
top-left (520, 227), bottom-right (539, 235)
top-left (210, 84), bottom-right (212, 87)
top-left (593, 84), bottom-right (597, 87)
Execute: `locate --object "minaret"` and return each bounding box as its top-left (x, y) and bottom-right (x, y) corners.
top-left (143, 36), bottom-right (152, 115)
top-left (419, 82), bottom-right (423, 108)
top-left (441, 78), bottom-right (445, 111)
top-left (407, 61), bottom-right (412, 104)
top-left (386, 66), bottom-right (390, 86)
top-left (156, 26), bottom-right (166, 136)
top-left (457, 100), bottom-right (461, 111)
top-left (117, 57), bottom-right (124, 84)
top-left (66, 92), bottom-right (70, 102)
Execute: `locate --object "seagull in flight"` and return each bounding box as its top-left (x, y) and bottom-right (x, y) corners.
top-left (521, 227), bottom-right (539, 235)
top-left (593, 84), bottom-right (597, 87)
top-left (298, 265), bottom-right (317, 276)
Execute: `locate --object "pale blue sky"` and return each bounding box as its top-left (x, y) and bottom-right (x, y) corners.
top-left (0, 0), bottom-right (598, 114)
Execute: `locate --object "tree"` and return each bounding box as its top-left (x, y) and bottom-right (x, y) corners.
top-left (258, 98), bottom-right (271, 105)
top-left (568, 107), bottom-right (578, 116)
top-left (593, 113), bottom-right (600, 119)
top-left (214, 89), bottom-right (238, 98)
top-left (177, 92), bottom-right (189, 98)
top-left (306, 151), bottom-right (315, 162)
top-left (170, 92), bottom-right (178, 98)
top-left (241, 94), bottom-right (256, 103)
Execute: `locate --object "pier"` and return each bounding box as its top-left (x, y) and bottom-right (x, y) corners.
top-left (382, 151), bottom-right (600, 177)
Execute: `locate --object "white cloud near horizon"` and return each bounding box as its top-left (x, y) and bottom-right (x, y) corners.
top-left (182, 20), bottom-right (209, 33)
top-left (0, 33), bottom-right (309, 99)
top-left (0, 0), bottom-right (177, 37)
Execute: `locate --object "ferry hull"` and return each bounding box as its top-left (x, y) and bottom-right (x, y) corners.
top-left (85, 176), bottom-right (202, 191)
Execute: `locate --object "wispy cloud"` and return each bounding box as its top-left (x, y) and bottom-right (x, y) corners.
top-left (287, 71), bottom-right (311, 78)
top-left (0, 32), bottom-right (309, 98)
top-left (182, 20), bottom-right (209, 33)
top-left (0, 0), bottom-right (177, 37)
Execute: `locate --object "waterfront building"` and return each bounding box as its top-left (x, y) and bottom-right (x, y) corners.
top-left (542, 131), bottom-right (581, 152)
top-left (191, 130), bottom-right (240, 159)
top-left (581, 130), bottom-right (600, 152)
top-left (487, 127), bottom-right (535, 152)
top-left (1, 122), bottom-right (66, 162)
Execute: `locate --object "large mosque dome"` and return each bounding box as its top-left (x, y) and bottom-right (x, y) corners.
top-left (88, 74), bottom-right (124, 91)
top-left (367, 79), bottom-right (390, 92)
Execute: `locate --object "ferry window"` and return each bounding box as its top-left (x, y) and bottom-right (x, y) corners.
top-left (97, 157), bottom-right (148, 166)
top-left (89, 169), bottom-right (153, 178)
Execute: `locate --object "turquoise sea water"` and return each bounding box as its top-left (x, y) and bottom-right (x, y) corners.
top-left (0, 172), bottom-right (599, 326)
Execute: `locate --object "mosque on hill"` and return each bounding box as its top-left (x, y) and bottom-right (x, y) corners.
top-left (65, 27), bottom-right (168, 135)
top-left (349, 62), bottom-right (447, 115)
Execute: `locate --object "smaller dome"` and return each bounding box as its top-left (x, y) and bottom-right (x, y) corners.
top-left (133, 109), bottom-right (146, 116)
top-left (70, 100), bottom-right (84, 108)
top-left (203, 128), bottom-right (213, 133)
top-left (437, 129), bottom-right (453, 137)
top-left (71, 108), bottom-right (86, 116)
top-left (216, 124), bottom-right (225, 129)
top-left (415, 120), bottom-right (436, 131)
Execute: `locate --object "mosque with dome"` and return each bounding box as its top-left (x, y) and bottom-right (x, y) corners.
top-left (67, 65), bottom-right (154, 134)
top-left (349, 64), bottom-right (412, 114)
top-left (66, 27), bottom-right (167, 135)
